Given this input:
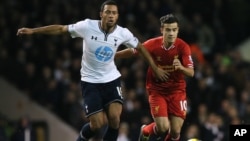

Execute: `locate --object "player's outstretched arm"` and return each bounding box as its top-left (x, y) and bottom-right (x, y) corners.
top-left (17, 25), bottom-right (68, 36)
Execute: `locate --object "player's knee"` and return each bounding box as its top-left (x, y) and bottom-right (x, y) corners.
top-left (108, 115), bottom-right (120, 129)
top-left (157, 124), bottom-right (170, 134)
top-left (157, 127), bottom-right (169, 134)
top-left (170, 127), bottom-right (181, 138)
top-left (90, 124), bottom-right (103, 131)
top-left (89, 119), bottom-right (106, 131)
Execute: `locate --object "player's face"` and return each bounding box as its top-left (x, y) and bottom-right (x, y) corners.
top-left (161, 23), bottom-right (179, 44)
top-left (100, 5), bottom-right (119, 28)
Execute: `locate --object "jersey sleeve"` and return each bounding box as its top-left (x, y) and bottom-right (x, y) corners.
top-left (68, 19), bottom-right (88, 38)
top-left (122, 28), bottom-right (139, 48)
top-left (129, 39), bottom-right (153, 55)
top-left (182, 44), bottom-right (194, 68)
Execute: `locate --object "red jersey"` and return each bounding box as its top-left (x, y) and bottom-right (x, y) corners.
top-left (143, 36), bottom-right (193, 94)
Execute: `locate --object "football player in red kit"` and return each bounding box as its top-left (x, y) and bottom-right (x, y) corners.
top-left (115, 13), bottom-right (194, 141)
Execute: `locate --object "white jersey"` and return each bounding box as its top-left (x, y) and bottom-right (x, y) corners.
top-left (68, 19), bottom-right (139, 83)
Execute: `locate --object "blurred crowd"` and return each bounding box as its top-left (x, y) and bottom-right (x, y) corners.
top-left (1, 0), bottom-right (250, 141)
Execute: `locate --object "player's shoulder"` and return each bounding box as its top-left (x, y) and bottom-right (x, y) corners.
top-left (74, 19), bottom-right (98, 26)
top-left (75, 19), bottom-right (99, 31)
top-left (115, 24), bottom-right (130, 33)
top-left (114, 24), bottom-right (134, 37)
top-left (148, 36), bottom-right (163, 42)
top-left (144, 36), bottom-right (163, 45)
top-left (82, 19), bottom-right (99, 25)
top-left (175, 38), bottom-right (189, 47)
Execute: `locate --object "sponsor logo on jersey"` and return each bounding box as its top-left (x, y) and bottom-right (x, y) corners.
top-left (95, 46), bottom-right (113, 62)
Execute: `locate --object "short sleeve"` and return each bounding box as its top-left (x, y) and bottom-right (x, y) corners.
top-left (182, 44), bottom-right (194, 68)
top-left (68, 19), bottom-right (88, 38)
top-left (122, 28), bottom-right (139, 48)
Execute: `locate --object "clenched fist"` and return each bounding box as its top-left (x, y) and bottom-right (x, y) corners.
top-left (173, 58), bottom-right (183, 71)
top-left (17, 28), bottom-right (34, 36)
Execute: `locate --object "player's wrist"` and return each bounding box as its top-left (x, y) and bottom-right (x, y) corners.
top-left (151, 65), bottom-right (158, 72)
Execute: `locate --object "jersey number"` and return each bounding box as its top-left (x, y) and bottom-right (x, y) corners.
top-left (116, 86), bottom-right (123, 99)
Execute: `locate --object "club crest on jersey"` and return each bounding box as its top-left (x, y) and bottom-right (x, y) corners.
top-left (95, 46), bottom-right (113, 62)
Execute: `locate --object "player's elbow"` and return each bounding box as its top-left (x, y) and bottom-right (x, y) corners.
top-left (185, 68), bottom-right (194, 77)
top-left (189, 69), bottom-right (195, 77)
top-left (190, 72), bottom-right (194, 77)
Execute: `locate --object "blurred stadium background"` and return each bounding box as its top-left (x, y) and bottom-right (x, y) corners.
top-left (1, 0), bottom-right (250, 141)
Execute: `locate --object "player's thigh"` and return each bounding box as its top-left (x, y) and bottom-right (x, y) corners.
top-left (107, 102), bottom-right (122, 119)
top-left (106, 102), bottom-right (123, 128)
top-left (154, 117), bottom-right (170, 133)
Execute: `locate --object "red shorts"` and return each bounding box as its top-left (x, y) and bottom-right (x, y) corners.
top-left (148, 90), bottom-right (187, 119)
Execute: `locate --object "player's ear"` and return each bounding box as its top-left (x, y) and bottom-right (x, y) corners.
top-left (160, 27), bottom-right (163, 34)
top-left (100, 12), bottom-right (102, 18)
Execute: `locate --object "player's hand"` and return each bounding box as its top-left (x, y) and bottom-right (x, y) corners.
top-left (17, 28), bottom-right (33, 36)
top-left (154, 67), bottom-right (169, 82)
top-left (173, 58), bottom-right (183, 71)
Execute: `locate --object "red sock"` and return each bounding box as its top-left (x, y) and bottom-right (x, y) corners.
top-left (164, 133), bottom-right (170, 141)
top-left (142, 122), bottom-right (157, 136)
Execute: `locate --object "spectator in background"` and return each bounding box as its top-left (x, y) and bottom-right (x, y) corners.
top-left (117, 122), bottom-right (130, 141)
top-left (200, 113), bottom-right (225, 141)
top-left (192, 13), bottom-right (215, 60)
top-left (10, 115), bottom-right (36, 141)
top-left (0, 116), bottom-right (8, 141)
top-left (182, 123), bottom-right (200, 140)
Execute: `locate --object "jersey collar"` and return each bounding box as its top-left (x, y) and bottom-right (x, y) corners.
top-left (98, 21), bottom-right (117, 34)
top-left (161, 44), bottom-right (175, 50)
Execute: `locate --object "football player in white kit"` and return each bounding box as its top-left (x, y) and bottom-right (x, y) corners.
top-left (17, 0), bottom-right (169, 140)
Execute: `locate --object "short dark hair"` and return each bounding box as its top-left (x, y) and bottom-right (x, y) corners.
top-left (160, 14), bottom-right (179, 26)
top-left (100, 0), bottom-right (118, 12)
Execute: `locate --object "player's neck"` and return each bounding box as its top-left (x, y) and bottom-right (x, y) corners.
top-left (163, 42), bottom-right (173, 49)
top-left (100, 21), bottom-right (115, 33)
